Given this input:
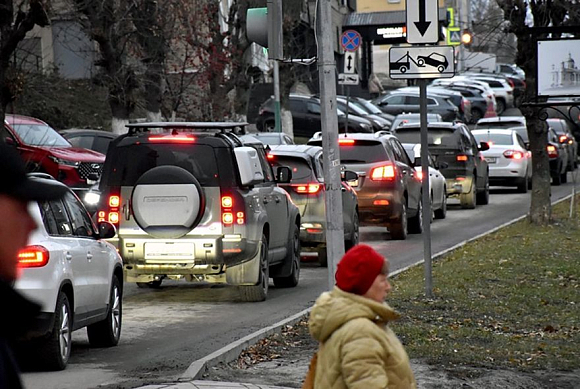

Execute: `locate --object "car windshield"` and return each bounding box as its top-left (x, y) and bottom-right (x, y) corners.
top-left (473, 133), bottom-right (513, 145)
top-left (12, 124), bottom-right (71, 147)
top-left (396, 128), bottom-right (459, 147)
top-left (269, 155), bottom-right (313, 182)
top-left (254, 134), bottom-right (285, 145)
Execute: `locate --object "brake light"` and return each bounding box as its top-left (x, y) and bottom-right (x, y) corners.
top-left (503, 150), bottom-right (524, 159)
top-left (292, 183), bottom-right (321, 194)
top-left (267, 153), bottom-right (275, 160)
top-left (98, 193), bottom-right (121, 226)
top-left (415, 170), bottom-right (424, 180)
top-left (559, 135), bottom-right (568, 143)
top-left (222, 196), bottom-right (233, 208)
top-left (456, 155), bottom-right (468, 162)
top-left (338, 139), bottom-right (355, 146)
top-left (373, 200), bottom-right (390, 206)
top-left (109, 195), bottom-right (120, 207)
top-left (18, 245), bottom-right (49, 268)
top-left (221, 195), bottom-right (244, 226)
top-left (547, 145), bottom-right (558, 158)
top-left (148, 135), bottom-right (195, 143)
top-left (370, 164), bottom-right (396, 180)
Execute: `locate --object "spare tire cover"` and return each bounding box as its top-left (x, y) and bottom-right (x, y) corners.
top-left (131, 166), bottom-right (204, 239)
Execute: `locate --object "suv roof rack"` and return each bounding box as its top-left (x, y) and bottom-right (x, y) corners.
top-left (126, 122), bottom-right (249, 135)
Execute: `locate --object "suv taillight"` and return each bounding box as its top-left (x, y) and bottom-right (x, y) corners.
top-left (98, 193), bottom-right (120, 226)
top-left (370, 164), bottom-right (396, 181)
top-left (291, 183), bottom-right (321, 194)
top-left (503, 150), bottom-right (524, 160)
top-left (456, 154), bottom-right (468, 162)
top-left (18, 245), bottom-right (49, 268)
top-left (547, 145), bottom-right (558, 158)
top-left (222, 195), bottom-right (244, 226)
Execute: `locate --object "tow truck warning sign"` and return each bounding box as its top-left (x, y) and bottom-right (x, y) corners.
top-left (389, 46), bottom-right (455, 79)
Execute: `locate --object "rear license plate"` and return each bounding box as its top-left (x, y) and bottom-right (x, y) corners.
top-left (145, 242), bottom-right (195, 260)
top-left (485, 157), bottom-right (497, 164)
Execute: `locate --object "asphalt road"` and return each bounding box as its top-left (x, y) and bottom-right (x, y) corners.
top-left (21, 175), bottom-right (580, 389)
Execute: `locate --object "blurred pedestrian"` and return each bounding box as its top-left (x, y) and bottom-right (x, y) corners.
top-left (308, 244), bottom-right (416, 388)
top-left (368, 73), bottom-right (384, 99)
top-left (0, 142), bottom-right (67, 388)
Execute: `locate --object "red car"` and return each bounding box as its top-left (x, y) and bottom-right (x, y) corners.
top-left (2, 114), bottom-right (105, 189)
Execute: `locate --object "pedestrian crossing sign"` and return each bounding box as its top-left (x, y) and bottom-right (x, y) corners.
top-left (447, 27), bottom-right (461, 46)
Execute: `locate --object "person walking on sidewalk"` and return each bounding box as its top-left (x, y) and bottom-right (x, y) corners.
top-left (308, 244), bottom-right (416, 389)
top-left (368, 73), bottom-right (384, 99)
top-left (0, 142), bottom-right (67, 388)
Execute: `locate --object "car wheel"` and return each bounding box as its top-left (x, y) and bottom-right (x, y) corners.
top-left (470, 108), bottom-right (483, 124)
top-left (496, 99), bottom-right (506, 115)
top-left (476, 177), bottom-right (490, 205)
top-left (460, 179), bottom-right (477, 209)
top-left (434, 190), bottom-right (447, 219)
top-left (264, 120), bottom-right (275, 132)
top-left (239, 234), bottom-right (269, 302)
top-left (136, 279), bottom-right (163, 288)
top-left (389, 202), bottom-right (408, 240)
top-left (87, 276), bottom-right (122, 347)
top-left (552, 171), bottom-right (562, 185)
top-left (37, 292), bottom-right (71, 370)
top-left (273, 224), bottom-right (300, 288)
top-left (408, 197), bottom-right (423, 234)
top-left (516, 175), bottom-right (528, 193)
top-left (317, 247), bottom-right (328, 268)
top-left (345, 212), bottom-right (359, 251)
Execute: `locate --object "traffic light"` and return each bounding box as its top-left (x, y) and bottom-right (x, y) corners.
top-left (246, 4), bottom-right (282, 60)
top-left (461, 30), bottom-right (473, 48)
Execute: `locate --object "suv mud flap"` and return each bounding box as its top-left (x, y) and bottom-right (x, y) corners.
top-left (225, 244), bottom-right (262, 285)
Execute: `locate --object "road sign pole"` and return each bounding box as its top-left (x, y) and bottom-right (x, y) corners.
top-left (419, 79), bottom-right (433, 298)
top-left (318, 0), bottom-right (345, 290)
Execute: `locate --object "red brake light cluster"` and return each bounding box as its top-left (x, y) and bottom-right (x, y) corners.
top-left (456, 154), bottom-right (468, 162)
top-left (338, 139), bottom-right (355, 146)
top-left (547, 145), bottom-right (558, 158)
top-left (559, 135), bottom-right (568, 143)
top-left (370, 164), bottom-right (396, 181)
top-left (415, 170), bottom-right (424, 181)
top-left (98, 194), bottom-right (120, 225)
top-left (292, 183), bottom-right (321, 194)
top-left (221, 195), bottom-right (244, 226)
top-left (18, 245), bottom-right (49, 268)
top-left (148, 135), bottom-right (196, 143)
top-left (503, 150), bottom-right (525, 160)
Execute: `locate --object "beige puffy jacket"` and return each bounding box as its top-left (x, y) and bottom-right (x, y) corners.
top-left (308, 287), bottom-right (416, 389)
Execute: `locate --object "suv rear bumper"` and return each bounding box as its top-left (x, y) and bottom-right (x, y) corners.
top-left (357, 193), bottom-right (403, 224)
top-left (446, 176), bottom-right (473, 195)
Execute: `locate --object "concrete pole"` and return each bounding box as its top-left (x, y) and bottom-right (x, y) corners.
top-left (268, 0), bottom-right (283, 133)
top-left (419, 80), bottom-right (433, 298)
top-left (317, 0), bottom-right (345, 290)
top-left (273, 60), bottom-right (282, 133)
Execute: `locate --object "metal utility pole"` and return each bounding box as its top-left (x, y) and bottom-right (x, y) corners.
top-left (317, 0), bottom-right (345, 290)
top-left (268, 0), bottom-right (283, 132)
top-left (419, 80), bottom-right (433, 298)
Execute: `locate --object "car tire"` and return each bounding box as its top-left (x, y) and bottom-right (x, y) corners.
top-left (408, 197), bottom-right (423, 234)
top-left (345, 212), bottom-right (359, 251)
top-left (516, 176), bottom-right (528, 193)
top-left (273, 224), bottom-right (300, 288)
top-left (460, 179), bottom-right (477, 209)
top-left (264, 120), bottom-right (275, 132)
top-left (87, 276), bottom-right (122, 347)
top-left (434, 191), bottom-right (447, 219)
top-left (318, 247), bottom-right (328, 268)
top-left (470, 108), bottom-right (483, 124)
top-left (37, 292), bottom-right (71, 370)
top-left (496, 99), bottom-right (506, 115)
top-left (239, 234), bottom-right (269, 302)
top-left (476, 177), bottom-right (490, 205)
top-left (552, 171), bottom-right (562, 185)
top-left (390, 202), bottom-right (408, 240)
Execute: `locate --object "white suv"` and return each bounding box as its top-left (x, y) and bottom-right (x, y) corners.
top-left (15, 174), bottom-right (123, 370)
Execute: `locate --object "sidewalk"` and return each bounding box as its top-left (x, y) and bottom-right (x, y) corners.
top-left (139, 382), bottom-right (293, 389)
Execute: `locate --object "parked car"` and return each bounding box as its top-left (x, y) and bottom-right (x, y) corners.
top-left (547, 118), bottom-right (577, 170)
top-left (444, 84), bottom-right (490, 123)
top-left (336, 96), bottom-right (391, 131)
top-left (59, 128), bottom-right (117, 155)
top-left (2, 114), bottom-right (105, 190)
top-left (390, 113), bottom-right (443, 132)
top-left (397, 86), bottom-right (471, 124)
top-left (97, 122), bottom-right (301, 301)
top-left (395, 122), bottom-right (490, 209)
top-left (350, 96), bottom-right (396, 124)
top-left (15, 174), bottom-right (122, 370)
top-left (248, 132), bottom-right (295, 146)
top-left (475, 116), bottom-right (527, 130)
top-left (496, 63), bottom-right (526, 79)
top-left (463, 74), bottom-right (514, 115)
top-left (266, 145), bottom-right (359, 266)
top-left (257, 94), bottom-right (373, 138)
top-left (546, 127), bottom-right (570, 185)
top-left (472, 129), bottom-right (532, 193)
top-left (371, 90), bottom-right (460, 122)
top-left (402, 143), bottom-right (448, 220)
top-left (308, 132), bottom-right (423, 240)
top-left (431, 77), bottom-right (498, 116)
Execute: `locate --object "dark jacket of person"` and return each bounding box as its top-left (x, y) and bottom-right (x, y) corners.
top-left (0, 279), bottom-right (40, 389)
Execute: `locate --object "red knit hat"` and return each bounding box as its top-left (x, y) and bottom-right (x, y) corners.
top-left (335, 244), bottom-right (387, 295)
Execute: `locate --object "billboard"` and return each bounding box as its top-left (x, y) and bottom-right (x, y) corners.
top-left (537, 39), bottom-right (580, 97)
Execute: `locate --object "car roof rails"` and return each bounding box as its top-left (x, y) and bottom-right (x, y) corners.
top-left (216, 131), bottom-right (244, 148)
top-left (374, 130), bottom-right (392, 137)
top-left (125, 122), bottom-right (249, 136)
top-left (27, 172), bottom-right (56, 180)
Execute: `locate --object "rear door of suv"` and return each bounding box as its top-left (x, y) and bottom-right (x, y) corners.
top-left (387, 137), bottom-right (421, 212)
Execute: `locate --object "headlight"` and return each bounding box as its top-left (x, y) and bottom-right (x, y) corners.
top-left (84, 191), bottom-right (101, 205)
top-left (48, 156), bottom-right (80, 167)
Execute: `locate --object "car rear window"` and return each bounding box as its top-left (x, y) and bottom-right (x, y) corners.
top-left (12, 124), bottom-right (71, 147)
top-left (473, 133), bottom-right (513, 145)
top-left (396, 128), bottom-right (460, 147)
top-left (102, 143), bottom-right (227, 187)
top-left (475, 121), bottom-right (523, 129)
top-left (339, 140), bottom-right (390, 163)
top-left (269, 156), bottom-right (313, 182)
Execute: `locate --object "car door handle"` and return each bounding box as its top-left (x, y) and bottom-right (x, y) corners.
top-left (123, 203), bottom-right (131, 220)
top-left (65, 252), bottom-right (72, 261)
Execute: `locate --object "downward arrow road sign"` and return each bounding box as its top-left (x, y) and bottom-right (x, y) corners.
top-left (406, 0), bottom-right (439, 44)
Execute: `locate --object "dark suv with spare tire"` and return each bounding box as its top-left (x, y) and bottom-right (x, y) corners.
top-left (97, 122), bottom-right (301, 301)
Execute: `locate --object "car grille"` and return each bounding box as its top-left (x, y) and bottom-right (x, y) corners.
top-left (78, 162), bottom-right (103, 179)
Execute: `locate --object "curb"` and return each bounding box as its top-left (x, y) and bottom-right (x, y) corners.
top-left (180, 190), bottom-right (578, 382)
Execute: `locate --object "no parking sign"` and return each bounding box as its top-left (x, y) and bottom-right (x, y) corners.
top-left (341, 30), bottom-right (362, 52)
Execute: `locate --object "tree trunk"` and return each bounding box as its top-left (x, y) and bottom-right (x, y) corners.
top-left (526, 112), bottom-right (552, 224)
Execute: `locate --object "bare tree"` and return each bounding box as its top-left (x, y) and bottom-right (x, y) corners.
top-left (0, 0), bottom-right (49, 122)
top-left (495, 0), bottom-right (576, 225)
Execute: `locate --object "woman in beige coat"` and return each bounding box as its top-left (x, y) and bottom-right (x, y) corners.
top-left (308, 244), bottom-right (416, 389)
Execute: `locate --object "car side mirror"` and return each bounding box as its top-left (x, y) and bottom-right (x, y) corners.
top-left (479, 141), bottom-right (490, 151)
top-left (341, 170), bottom-right (358, 182)
top-left (525, 142), bottom-right (531, 150)
top-left (276, 166), bottom-right (292, 183)
top-left (98, 221), bottom-right (116, 239)
top-left (413, 157), bottom-right (421, 167)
